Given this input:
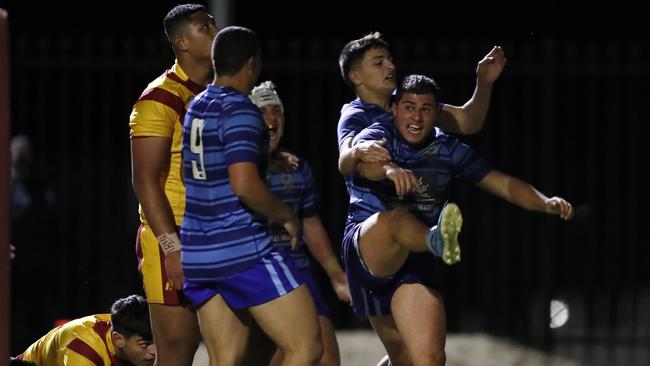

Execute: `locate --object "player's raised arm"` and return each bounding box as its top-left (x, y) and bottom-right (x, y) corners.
top-left (436, 46), bottom-right (507, 134)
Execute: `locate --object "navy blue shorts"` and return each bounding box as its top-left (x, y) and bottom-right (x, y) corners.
top-left (342, 221), bottom-right (443, 317)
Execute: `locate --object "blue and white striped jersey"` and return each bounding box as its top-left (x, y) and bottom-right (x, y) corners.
top-left (349, 120), bottom-right (493, 226)
top-left (180, 85), bottom-right (272, 281)
top-left (266, 152), bottom-right (318, 269)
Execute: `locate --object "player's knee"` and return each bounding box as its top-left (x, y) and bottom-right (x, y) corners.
top-left (154, 336), bottom-right (199, 363)
top-left (284, 335), bottom-right (323, 365)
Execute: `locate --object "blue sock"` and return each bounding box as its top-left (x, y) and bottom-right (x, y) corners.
top-left (426, 225), bottom-right (443, 256)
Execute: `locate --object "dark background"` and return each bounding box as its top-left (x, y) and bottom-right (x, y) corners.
top-left (5, 1), bottom-right (649, 364)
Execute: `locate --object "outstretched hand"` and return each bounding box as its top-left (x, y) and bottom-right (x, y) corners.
top-left (545, 196), bottom-right (574, 220)
top-left (476, 45), bottom-right (507, 85)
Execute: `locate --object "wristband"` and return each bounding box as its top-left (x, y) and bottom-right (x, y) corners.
top-left (157, 232), bottom-right (181, 255)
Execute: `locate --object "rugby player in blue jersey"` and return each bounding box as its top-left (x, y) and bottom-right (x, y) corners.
top-left (181, 27), bottom-right (321, 366)
top-left (346, 74), bottom-right (574, 365)
top-left (336, 31), bottom-right (506, 366)
top-left (251, 80), bottom-right (352, 366)
top-left (337, 32), bottom-right (507, 177)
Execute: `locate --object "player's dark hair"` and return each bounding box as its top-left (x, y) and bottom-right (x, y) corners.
top-left (394, 74), bottom-right (440, 104)
top-left (163, 4), bottom-right (207, 41)
top-left (212, 26), bottom-right (260, 76)
top-left (339, 32), bottom-right (390, 91)
top-left (111, 295), bottom-right (152, 341)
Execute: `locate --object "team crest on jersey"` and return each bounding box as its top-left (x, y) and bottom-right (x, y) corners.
top-left (388, 176), bottom-right (438, 213)
top-left (413, 179), bottom-right (437, 211)
top-left (281, 173), bottom-right (293, 189)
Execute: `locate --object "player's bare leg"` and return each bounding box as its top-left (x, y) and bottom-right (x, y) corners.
top-left (196, 294), bottom-right (250, 366)
top-left (269, 314), bottom-right (340, 366)
top-left (251, 284), bottom-right (322, 366)
top-left (318, 315), bottom-right (341, 366)
top-left (368, 315), bottom-right (411, 366)
top-left (366, 284), bottom-right (446, 366)
top-left (359, 204), bottom-right (462, 278)
top-left (148, 304), bottom-right (200, 366)
top-left (359, 207), bottom-right (429, 278)
top-left (392, 283), bottom-right (446, 366)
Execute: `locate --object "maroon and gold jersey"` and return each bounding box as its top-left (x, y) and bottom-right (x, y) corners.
top-left (129, 62), bottom-right (205, 226)
top-left (19, 314), bottom-right (126, 366)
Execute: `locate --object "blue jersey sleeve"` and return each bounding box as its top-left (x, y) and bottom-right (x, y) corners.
top-left (448, 138), bottom-right (492, 183)
top-left (352, 122), bottom-right (392, 147)
top-left (337, 109), bottom-right (369, 147)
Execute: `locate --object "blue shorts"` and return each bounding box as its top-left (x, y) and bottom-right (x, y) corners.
top-left (342, 222), bottom-right (444, 317)
top-left (183, 250), bottom-right (303, 310)
top-left (294, 266), bottom-right (330, 317)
